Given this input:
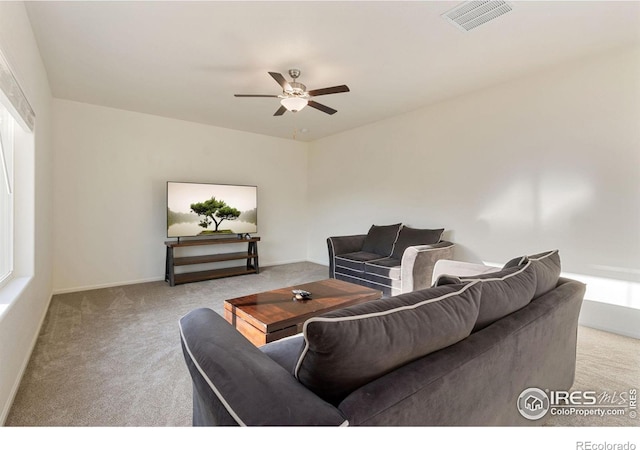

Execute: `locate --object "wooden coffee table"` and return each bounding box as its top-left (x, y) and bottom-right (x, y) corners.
top-left (223, 278), bottom-right (382, 346)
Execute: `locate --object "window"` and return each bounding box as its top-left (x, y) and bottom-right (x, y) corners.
top-left (0, 101), bottom-right (15, 286)
top-left (0, 48), bottom-right (34, 291)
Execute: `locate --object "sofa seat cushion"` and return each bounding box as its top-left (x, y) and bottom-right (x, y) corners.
top-left (364, 258), bottom-right (402, 280)
top-left (361, 223), bottom-right (402, 257)
top-left (334, 251), bottom-right (386, 272)
top-left (436, 260), bottom-right (537, 332)
top-left (390, 226), bottom-right (444, 259)
top-left (294, 281), bottom-right (482, 405)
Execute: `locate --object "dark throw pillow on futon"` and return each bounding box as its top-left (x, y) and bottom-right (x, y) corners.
top-left (436, 260), bottom-right (537, 332)
top-left (529, 249), bottom-right (561, 298)
top-left (361, 223), bottom-right (402, 257)
top-left (294, 281), bottom-right (483, 405)
top-left (390, 226), bottom-right (444, 259)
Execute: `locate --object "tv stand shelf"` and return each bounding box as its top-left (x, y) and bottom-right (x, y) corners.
top-left (165, 236), bottom-right (260, 286)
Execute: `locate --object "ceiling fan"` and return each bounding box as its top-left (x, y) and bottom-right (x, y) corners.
top-left (234, 69), bottom-right (349, 116)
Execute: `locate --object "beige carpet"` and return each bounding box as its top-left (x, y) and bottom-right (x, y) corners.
top-left (545, 325), bottom-right (639, 426)
top-left (5, 262), bottom-right (639, 427)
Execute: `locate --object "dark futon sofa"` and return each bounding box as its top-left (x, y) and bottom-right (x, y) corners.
top-left (327, 223), bottom-right (454, 296)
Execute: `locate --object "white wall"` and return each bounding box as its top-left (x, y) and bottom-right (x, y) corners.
top-left (52, 100), bottom-right (309, 293)
top-left (0, 2), bottom-right (54, 424)
top-left (307, 45), bottom-right (640, 334)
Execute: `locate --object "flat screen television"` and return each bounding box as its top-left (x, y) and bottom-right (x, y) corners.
top-left (167, 181), bottom-right (257, 238)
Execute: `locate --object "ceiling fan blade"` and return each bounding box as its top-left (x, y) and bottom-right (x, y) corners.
top-left (308, 85), bottom-right (350, 97)
top-left (308, 100), bottom-right (337, 115)
top-left (274, 105), bottom-right (287, 116)
top-left (268, 72), bottom-right (292, 91)
top-left (234, 94), bottom-right (279, 97)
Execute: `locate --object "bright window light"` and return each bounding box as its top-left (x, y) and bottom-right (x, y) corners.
top-left (0, 102), bottom-right (14, 287)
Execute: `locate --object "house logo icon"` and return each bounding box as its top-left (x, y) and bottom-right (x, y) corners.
top-left (517, 388), bottom-right (550, 420)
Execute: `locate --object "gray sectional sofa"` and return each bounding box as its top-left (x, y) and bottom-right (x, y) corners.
top-left (179, 249), bottom-right (585, 426)
top-left (327, 223), bottom-right (454, 296)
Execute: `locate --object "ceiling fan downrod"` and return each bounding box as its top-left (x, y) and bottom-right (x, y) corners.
top-left (285, 69), bottom-right (306, 96)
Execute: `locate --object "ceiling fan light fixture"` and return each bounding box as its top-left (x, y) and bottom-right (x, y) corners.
top-left (280, 96), bottom-right (308, 112)
top-left (236, 69), bottom-right (348, 116)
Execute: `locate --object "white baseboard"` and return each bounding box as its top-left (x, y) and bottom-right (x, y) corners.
top-left (260, 258), bottom-right (309, 267)
top-left (50, 260), bottom-right (326, 295)
top-left (52, 276), bottom-right (165, 295)
top-left (306, 258), bottom-right (328, 267)
top-left (0, 291), bottom-right (54, 425)
top-left (578, 299), bottom-right (640, 339)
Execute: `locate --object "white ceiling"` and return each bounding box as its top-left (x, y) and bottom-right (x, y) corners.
top-left (25, 1), bottom-right (640, 142)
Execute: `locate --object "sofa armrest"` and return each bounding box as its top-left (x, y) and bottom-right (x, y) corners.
top-left (179, 308), bottom-right (347, 426)
top-left (327, 234), bottom-right (367, 278)
top-left (400, 241), bottom-right (455, 293)
top-left (431, 259), bottom-right (501, 285)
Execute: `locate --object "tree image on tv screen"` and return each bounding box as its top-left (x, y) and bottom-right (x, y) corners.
top-left (190, 197), bottom-right (241, 234)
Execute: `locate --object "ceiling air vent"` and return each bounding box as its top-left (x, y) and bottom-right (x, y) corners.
top-left (442, 1), bottom-right (513, 32)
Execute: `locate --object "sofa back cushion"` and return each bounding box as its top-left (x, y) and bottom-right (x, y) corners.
top-left (529, 250), bottom-right (561, 298)
top-left (361, 223), bottom-right (402, 257)
top-left (436, 261), bottom-right (537, 332)
top-left (390, 226), bottom-right (444, 259)
top-left (502, 255), bottom-right (528, 269)
top-left (294, 282), bottom-right (482, 405)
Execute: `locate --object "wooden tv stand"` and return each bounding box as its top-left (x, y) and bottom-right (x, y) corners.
top-left (165, 236), bottom-right (260, 286)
